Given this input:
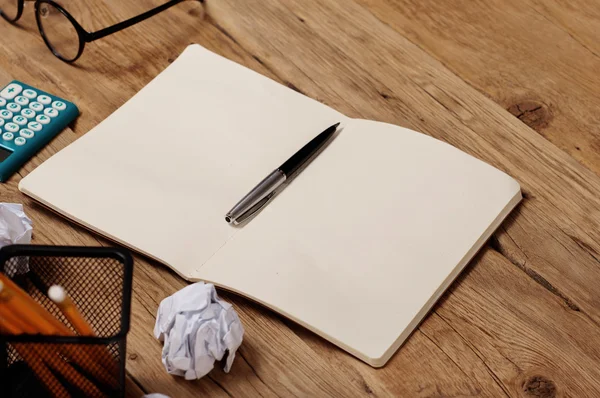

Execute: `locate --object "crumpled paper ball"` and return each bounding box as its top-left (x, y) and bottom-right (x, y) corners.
top-left (153, 282), bottom-right (244, 380)
top-left (0, 203), bottom-right (33, 275)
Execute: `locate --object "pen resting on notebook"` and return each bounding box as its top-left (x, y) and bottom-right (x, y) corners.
top-left (225, 122), bottom-right (340, 225)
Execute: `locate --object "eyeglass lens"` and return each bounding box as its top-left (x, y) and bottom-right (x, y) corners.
top-left (37, 2), bottom-right (80, 61)
top-left (0, 0), bottom-right (18, 21)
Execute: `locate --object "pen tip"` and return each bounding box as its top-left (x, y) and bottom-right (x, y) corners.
top-left (333, 122), bottom-right (340, 129)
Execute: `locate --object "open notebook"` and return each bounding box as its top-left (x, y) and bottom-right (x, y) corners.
top-left (19, 44), bottom-right (521, 367)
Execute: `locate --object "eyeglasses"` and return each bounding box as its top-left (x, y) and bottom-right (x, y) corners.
top-left (0, 0), bottom-right (203, 63)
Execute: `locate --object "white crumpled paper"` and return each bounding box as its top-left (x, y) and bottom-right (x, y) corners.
top-left (153, 282), bottom-right (244, 380)
top-left (0, 203), bottom-right (33, 275)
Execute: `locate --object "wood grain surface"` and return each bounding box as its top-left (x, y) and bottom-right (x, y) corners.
top-left (357, 0), bottom-right (600, 175)
top-left (1, 0), bottom-right (600, 396)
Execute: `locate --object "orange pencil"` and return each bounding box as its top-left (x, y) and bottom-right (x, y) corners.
top-left (48, 285), bottom-right (95, 336)
top-left (0, 277), bottom-right (118, 387)
top-left (0, 340), bottom-right (70, 397)
top-left (0, 304), bottom-right (104, 397)
top-left (0, 283), bottom-right (70, 398)
top-left (48, 285), bottom-right (119, 375)
top-left (0, 278), bottom-right (67, 335)
top-left (10, 344), bottom-right (70, 398)
top-left (0, 275), bottom-right (69, 333)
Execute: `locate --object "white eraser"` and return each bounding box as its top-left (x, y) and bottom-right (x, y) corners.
top-left (48, 285), bottom-right (66, 303)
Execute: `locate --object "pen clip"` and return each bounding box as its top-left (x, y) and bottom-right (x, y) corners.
top-left (234, 191), bottom-right (275, 225)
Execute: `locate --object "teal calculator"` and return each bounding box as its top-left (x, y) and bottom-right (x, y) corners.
top-left (0, 80), bottom-right (79, 182)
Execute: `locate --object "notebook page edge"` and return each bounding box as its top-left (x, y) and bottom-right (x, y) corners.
top-left (193, 167), bottom-right (522, 368)
top-left (192, 118), bottom-right (523, 366)
top-left (18, 185), bottom-right (201, 281)
top-left (356, 120), bottom-right (523, 365)
top-left (375, 187), bottom-right (522, 366)
top-left (18, 42), bottom-right (349, 279)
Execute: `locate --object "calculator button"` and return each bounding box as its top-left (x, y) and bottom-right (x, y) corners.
top-left (36, 114), bottom-right (51, 124)
top-left (14, 96), bottom-right (29, 106)
top-left (21, 109), bottom-right (36, 119)
top-left (13, 116), bottom-right (27, 126)
top-left (52, 101), bottom-right (66, 111)
top-left (14, 137), bottom-right (26, 146)
top-left (7, 103), bottom-right (21, 112)
top-left (0, 98), bottom-right (5, 107)
top-left (5, 123), bottom-right (19, 133)
top-left (0, 119), bottom-right (4, 127)
top-left (28, 122), bottom-right (42, 132)
top-left (44, 108), bottom-right (59, 118)
top-left (0, 110), bottom-right (13, 120)
top-left (22, 89), bottom-right (37, 99)
top-left (2, 132), bottom-right (14, 141)
top-left (19, 129), bottom-right (34, 139)
top-left (0, 83), bottom-right (23, 100)
top-left (29, 102), bottom-right (44, 112)
top-left (37, 95), bottom-right (52, 105)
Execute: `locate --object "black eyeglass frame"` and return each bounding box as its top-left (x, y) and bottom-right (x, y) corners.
top-left (0, 0), bottom-right (203, 63)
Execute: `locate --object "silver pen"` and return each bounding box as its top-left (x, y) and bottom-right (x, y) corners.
top-left (225, 122), bottom-right (340, 224)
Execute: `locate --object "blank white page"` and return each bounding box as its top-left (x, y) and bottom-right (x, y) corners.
top-left (18, 45), bottom-right (345, 278)
top-left (196, 119), bottom-right (521, 366)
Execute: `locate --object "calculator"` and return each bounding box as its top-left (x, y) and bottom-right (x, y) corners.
top-left (0, 80), bottom-right (79, 182)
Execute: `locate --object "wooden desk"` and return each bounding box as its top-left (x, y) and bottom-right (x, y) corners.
top-left (2, 0), bottom-right (600, 396)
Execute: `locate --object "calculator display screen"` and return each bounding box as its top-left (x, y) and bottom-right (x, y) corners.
top-left (0, 146), bottom-right (12, 163)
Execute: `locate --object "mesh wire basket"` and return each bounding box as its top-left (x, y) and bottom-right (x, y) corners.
top-left (0, 244), bottom-right (133, 398)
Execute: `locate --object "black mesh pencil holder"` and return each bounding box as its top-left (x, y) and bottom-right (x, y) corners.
top-left (0, 245), bottom-right (133, 398)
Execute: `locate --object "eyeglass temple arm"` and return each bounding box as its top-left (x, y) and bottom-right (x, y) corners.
top-left (86, 0), bottom-right (202, 42)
